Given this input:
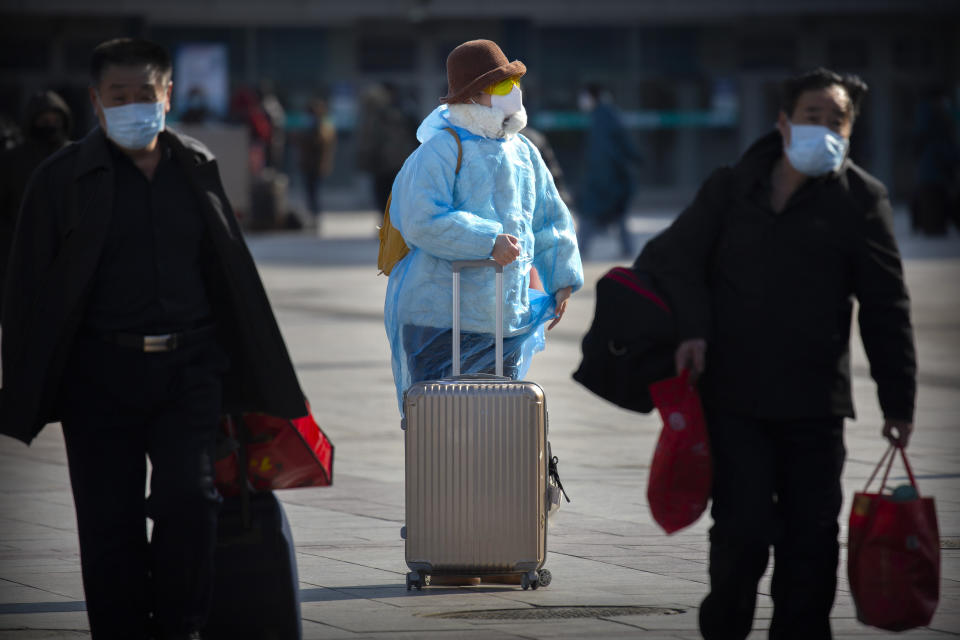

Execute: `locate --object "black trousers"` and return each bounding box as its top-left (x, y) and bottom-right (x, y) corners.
top-left (698, 412), bottom-right (846, 640)
top-left (303, 170), bottom-right (323, 216)
top-left (60, 335), bottom-right (228, 639)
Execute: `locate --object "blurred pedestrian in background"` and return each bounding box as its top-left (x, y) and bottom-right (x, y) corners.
top-left (0, 89), bottom-right (72, 312)
top-left (258, 80), bottom-right (286, 170)
top-left (228, 86), bottom-right (272, 175)
top-left (635, 67), bottom-right (917, 640)
top-left (356, 82), bottom-right (418, 213)
top-left (0, 37), bottom-right (308, 639)
top-left (179, 86), bottom-right (213, 124)
top-left (522, 123), bottom-right (572, 206)
top-left (230, 85), bottom-right (292, 230)
top-left (911, 90), bottom-right (960, 236)
top-left (0, 113), bottom-right (21, 152)
top-left (575, 83), bottom-right (643, 259)
top-left (297, 96), bottom-right (337, 224)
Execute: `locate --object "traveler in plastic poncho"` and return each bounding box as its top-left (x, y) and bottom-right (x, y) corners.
top-left (384, 39), bottom-right (583, 409)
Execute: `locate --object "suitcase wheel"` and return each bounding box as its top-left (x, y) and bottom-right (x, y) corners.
top-left (406, 571), bottom-right (424, 591)
top-left (538, 568), bottom-right (552, 587)
top-left (521, 570), bottom-right (540, 590)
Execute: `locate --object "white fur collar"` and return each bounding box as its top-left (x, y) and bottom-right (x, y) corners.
top-left (446, 103), bottom-right (527, 140)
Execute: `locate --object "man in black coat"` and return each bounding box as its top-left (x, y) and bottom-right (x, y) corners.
top-left (636, 68), bottom-right (916, 639)
top-left (0, 38), bottom-right (306, 639)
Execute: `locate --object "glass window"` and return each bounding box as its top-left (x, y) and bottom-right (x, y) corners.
top-left (358, 37), bottom-right (416, 73)
top-left (0, 37), bottom-right (48, 71)
top-left (149, 26), bottom-right (247, 86)
top-left (637, 28), bottom-right (700, 76)
top-left (738, 37), bottom-right (796, 70)
top-left (64, 40), bottom-right (105, 74)
top-left (258, 28), bottom-right (327, 88)
top-left (893, 37), bottom-right (941, 69)
top-left (828, 39), bottom-right (869, 70)
top-left (539, 28), bottom-right (630, 91)
top-left (635, 79), bottom-right (678, 187)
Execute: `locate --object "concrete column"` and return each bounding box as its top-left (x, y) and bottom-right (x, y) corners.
top-left (245, 26), bottom-right (258, 85)
top-left (324, 29), bottom-right (355, 83)
top-left (676, 82), bottom-right (699, 190)
top-left (417, 37), bottom-right (436, 120)
top-left (795, 23), bottom-right (826, 71)
top-left (868, 32), bottom-right (894, 190)
top-left (738, 75), bottom-right (765, 154)
top-left (626, 26), bottom-right (641, 109)
top-left (49, 37), bottom-right (64, 83)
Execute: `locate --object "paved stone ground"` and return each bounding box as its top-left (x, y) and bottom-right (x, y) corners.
top-left (0, 209), bottom-right (957, 639)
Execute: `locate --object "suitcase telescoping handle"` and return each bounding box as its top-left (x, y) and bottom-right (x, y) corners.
top-left (451, 259), bottom-right (504, 377)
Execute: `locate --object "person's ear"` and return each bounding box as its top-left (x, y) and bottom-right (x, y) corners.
top-left (839, 113), bottom-right (854, 140)
top-left (89, 86), bottom-right (106, 130)
top-left (776, 110), bottom-right (790, 146)
top-left (164, 81), bottom-right (173, 114)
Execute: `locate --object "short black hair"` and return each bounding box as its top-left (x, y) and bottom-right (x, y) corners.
top-left (780, 67), bottom-right (868, 121)
top-left (90, 38), bottom-right (172, 87)
top-left (584, 83), bottom-right (606, 101)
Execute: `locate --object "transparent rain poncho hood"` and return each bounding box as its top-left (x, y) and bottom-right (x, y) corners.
top-left (384, 103), bottom-right (583, 410)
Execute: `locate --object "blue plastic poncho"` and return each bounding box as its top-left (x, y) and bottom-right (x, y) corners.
top-left (384, 104), bottom-right (584, 409)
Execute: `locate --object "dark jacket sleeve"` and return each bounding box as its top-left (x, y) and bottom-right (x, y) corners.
top-left (853, 184), bottom-right (917, 422)
top-left (634, 167), bottom-right (732, 341)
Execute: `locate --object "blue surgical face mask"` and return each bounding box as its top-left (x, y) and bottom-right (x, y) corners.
top-left (784, 122), bottom-right (849, 176)
top-left (99, 98), bottom-right (166, 149)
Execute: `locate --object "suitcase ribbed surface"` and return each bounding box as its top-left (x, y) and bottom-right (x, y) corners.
top-left (404, 380), bottom-right (546, 573)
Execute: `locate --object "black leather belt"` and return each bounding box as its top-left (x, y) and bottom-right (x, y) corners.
top-left (86, 325), bottom-right (217, 353)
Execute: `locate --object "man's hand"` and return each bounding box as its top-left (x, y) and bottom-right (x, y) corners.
top-left (547, 286), bottom-right (572, 330)
top-left (882, 419), bottom-right (914, 448)
top-left (674, 338), bottom-right (707, 382)
top-left (492, 234), bottom-right (521, 266)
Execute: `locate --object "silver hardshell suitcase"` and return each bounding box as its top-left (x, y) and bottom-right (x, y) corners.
top-left (402, 259), bottom-right (552, 591)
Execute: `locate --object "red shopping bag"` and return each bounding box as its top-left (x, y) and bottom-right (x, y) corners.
top-left (215, 403), bottom-right (335, 496)
top-left (848, 445), bottom-right (939, 631)
top-left (647, 370), bottom-right (711, 534)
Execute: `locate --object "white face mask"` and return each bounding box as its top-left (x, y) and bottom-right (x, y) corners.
top-left (99, 98), bottom-right (166, 149)
top-left (784, 122), bottom-right (848, 176)
top-left (578, 92), bottom-right (596, 113)
top-left (490, 85), bottom-right (523, 118)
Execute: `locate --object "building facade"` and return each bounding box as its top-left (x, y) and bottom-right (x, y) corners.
top-left (1, 0), bottom-right (957, 205)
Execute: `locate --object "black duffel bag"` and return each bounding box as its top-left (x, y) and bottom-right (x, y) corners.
top-left (572, 267), bottom-right (676, 413)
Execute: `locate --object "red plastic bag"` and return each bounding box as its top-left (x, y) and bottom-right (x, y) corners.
top-left (215, 404), bottom-right (334, 496)
top-left (848, 445), bottom-right (940, 631)
top-left (647, 371), bottom-right (711, 534)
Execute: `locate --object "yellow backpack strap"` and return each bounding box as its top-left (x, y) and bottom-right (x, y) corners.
top-left (443, 126), bottom-right (463, 174)
top-left (377, 127), bottom-right (462, 276)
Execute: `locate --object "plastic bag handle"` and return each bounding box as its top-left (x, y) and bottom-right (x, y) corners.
top-left (865, 444), bottom-right (919, 492)
top-left (881, 445), bottom-right (918, 490)
top-left (451, 259), bottom-right (504, 377)
top-left (863, 445), bottom-right (894, 491)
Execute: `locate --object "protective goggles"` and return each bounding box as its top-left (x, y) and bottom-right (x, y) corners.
top-left (484, 76), bottom-right (521, 96)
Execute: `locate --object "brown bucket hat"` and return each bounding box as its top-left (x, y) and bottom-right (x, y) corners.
top-left (441, 39), bottom-right (526, 104)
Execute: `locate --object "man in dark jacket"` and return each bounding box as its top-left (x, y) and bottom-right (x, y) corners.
top-left (636, 68), bottom-right (916, 639)
top-left (0, 38), bottom-right (306, 639)
top-left (0, 89), bottom-right (73, 309)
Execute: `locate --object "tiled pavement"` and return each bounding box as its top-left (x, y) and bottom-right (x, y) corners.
top-left (0, 210), bottom-right (957, 639)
